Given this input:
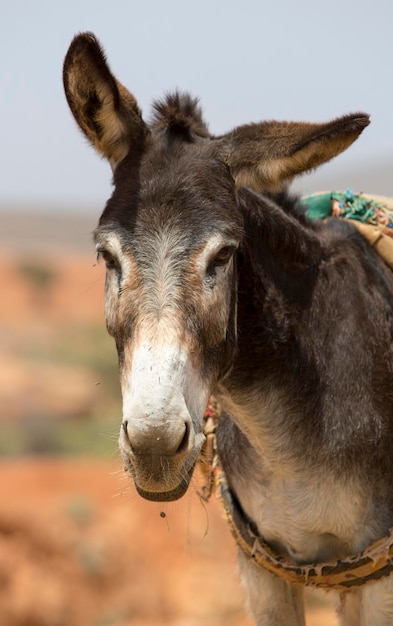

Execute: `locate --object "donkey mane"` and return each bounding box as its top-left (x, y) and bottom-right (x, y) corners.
top-left (150, 92), bottom-right (210, 141)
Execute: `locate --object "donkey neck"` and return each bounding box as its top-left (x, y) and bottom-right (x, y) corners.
top-left (217, 193), bottom-right (323, 461)
top-left (214, 198), bottom-right (393, 562)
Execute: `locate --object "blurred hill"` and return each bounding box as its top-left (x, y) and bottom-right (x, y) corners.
top-left (0, 210), bottom-right (120, 455)
top-left (0, 210), bottom-right (98, 255)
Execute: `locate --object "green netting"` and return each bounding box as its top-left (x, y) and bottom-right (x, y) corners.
top-left (301, 190), bottom-right (393, 229)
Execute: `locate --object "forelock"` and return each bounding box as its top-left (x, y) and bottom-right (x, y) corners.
top-left (149, 91), bottom-right (210, 141)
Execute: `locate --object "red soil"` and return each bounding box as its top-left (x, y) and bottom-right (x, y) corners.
top-left (0, 458), bottom-right (337, 626)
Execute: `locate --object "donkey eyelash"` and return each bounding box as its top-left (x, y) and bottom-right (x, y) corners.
top-left (207, 246), bottom-right (236, 274)
top-left (96, 248), bottom-right (121, 271)
top-left (213, 246), bottom-right (236, 266)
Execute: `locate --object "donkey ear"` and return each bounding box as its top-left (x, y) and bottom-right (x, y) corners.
top-left (63, 33), bottom-right (147, 168)
top-left (221, 113), bottom-right (370, 191)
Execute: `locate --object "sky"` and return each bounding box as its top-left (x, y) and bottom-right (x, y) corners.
top-left (1, 0), bottom-right (392, 212)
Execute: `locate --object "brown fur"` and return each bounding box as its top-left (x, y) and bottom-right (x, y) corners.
top-left (63, 33), bottom-right (393, 626)
top-left (220, 116), bottom-right (370, 191)
top-left (63, 33), bottom-right (148, 167)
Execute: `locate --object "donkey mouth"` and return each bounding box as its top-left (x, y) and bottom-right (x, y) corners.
top-left (135, 477), bottom-right (190, 502)
top-left (133, 463), bottom-right (196, 502)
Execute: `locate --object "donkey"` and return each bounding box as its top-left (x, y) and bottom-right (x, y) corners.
top-left (63, 33), bottom-right (393, 625)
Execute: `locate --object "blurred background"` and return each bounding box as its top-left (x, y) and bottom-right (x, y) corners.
top-left (0, 0), bottom-right (391, 624)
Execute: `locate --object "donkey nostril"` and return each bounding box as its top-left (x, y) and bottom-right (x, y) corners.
top-left (122, 421), bottom-right (129, 437)
top-left (176, 421), bottom-right (190, 455)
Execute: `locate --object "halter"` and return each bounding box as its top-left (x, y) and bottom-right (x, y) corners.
top-left (200, 400), bottom-right (393, 590)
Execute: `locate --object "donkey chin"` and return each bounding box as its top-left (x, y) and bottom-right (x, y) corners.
top-left (119, 430), bottom-right (205, 502)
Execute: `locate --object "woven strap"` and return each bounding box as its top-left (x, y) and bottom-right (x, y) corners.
top-left (200, 400), bottom-right (393, 590)
top-left (215, 466), bottom-right (393, 590)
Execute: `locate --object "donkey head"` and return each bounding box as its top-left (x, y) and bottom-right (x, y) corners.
top-left (63, 33), bottom-right (369, 501)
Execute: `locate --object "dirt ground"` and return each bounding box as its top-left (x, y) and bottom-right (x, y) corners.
top-left (0, 458), bottom-right (338, 626)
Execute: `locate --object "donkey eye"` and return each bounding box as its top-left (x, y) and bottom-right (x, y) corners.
top-left (98, 249), bottom-right (121, 271)
top-left (205, 246), bottom-right (235, 286)
top-left (211, 246), bottom-right (235, 268)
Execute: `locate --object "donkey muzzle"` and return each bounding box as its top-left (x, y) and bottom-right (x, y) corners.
top-left (119, 409), bottom-right (203, 501)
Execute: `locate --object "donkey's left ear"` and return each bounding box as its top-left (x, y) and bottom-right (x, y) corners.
top-left (63, 32), bottom-right (147, 169)
top-left (220, 113), bottom-right (370, 191)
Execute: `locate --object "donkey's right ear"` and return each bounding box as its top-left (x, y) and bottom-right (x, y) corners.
top-left (63, 33), bottom-right (147, 169)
